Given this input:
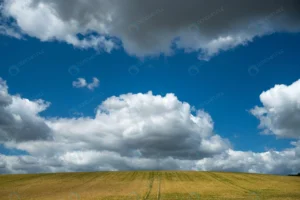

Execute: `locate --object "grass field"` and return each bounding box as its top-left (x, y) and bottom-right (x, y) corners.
top-left (0, 171), bottom-right (300, 200)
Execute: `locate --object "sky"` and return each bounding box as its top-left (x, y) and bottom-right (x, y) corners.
top-left (0, 0), bottom-right (300, 175)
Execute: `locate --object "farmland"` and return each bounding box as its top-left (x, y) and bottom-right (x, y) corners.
top-left (0, 171), bottom-right (300, 200)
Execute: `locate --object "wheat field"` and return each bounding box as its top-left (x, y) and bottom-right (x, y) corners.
top-left (0, 171), bottom-right (300, 200)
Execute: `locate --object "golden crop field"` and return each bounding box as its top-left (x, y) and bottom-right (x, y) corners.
top-left (0, 171), bottom-right (300, 200)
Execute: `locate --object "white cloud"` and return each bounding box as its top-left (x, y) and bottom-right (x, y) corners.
top-left (196, 141), bottom-right (300, 174)
top-left (72, 77), bottom-right (99, 90)
top-left (1, 77), bottom-right (300, 175)
top-left (87, 77), bottom-right (99, 90)
top-left (72, 78), bottom-right (87, 88)
top-left (1, 0), bottom-right (300, 59)
top-left (44, 92), bottom-right (229, 160)
top-left (0, 24), bottom-right (22, 39)
top-left (0, 78), bottom-right (51, 142)
top-left (0, 9), bottom-right (22, 39)
top-left (251, 79), bottom-right (300, 139)
top-left (1, 0), bottom-right (114, 52)
top-left (0, 78), bottom-right (231, 173)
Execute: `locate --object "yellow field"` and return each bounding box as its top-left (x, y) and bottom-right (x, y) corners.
top-left (0, 171), bottom-right (300, 200)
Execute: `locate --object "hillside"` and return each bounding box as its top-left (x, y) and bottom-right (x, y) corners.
top-left (1, 171), bottom-right (300, 199)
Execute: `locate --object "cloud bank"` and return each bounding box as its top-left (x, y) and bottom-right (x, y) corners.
top-left (0, 77), bottom-right (300, 174)
top-left (1, 0), bottom-right (300, 59)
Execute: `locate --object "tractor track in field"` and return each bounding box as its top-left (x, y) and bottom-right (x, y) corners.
top-left (143, 172), bottom-right (154, 200)
top-left (157, 174), bottom-right (161, 200)
top-left (142, 172), bottom-right (162, 200)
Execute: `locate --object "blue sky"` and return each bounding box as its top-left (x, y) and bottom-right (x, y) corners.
top-left (0, 0), bottom-right (300, 174)
top-left (1, 33), bottom-right (299, 153)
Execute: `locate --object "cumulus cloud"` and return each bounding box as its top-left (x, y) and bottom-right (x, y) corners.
top-left (0, 77), bottom-right (300, 175)
top-left (251, 79), bottom-right (300, 139)
top-left (196, 141), bottom-right (300, 174)
top-left (0, 77), bottom-right (231, 173)
top-left (34, 92), bottom-right (229, 163)
top-left (0, 78), bottom-right (52, 142)
top-left (1, 0), bottom-right (300, 59)
top-left (72, 77), bottom-right (99, 90)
